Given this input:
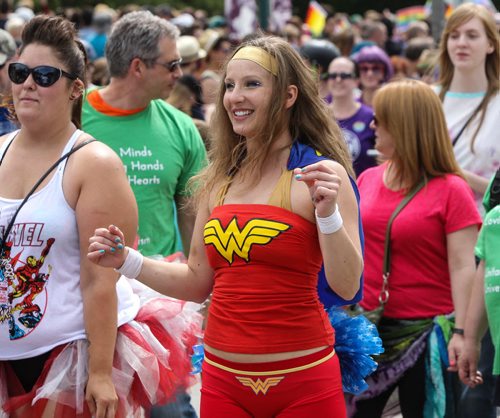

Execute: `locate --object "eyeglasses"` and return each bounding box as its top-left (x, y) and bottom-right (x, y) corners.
top-left (358, 64), bottom-right (385, 75)
top-left (154, 58), bottom-right (183, 72)
top-left (327, 72), bottom-right (355, 80)
top-left (373, 115), bottom-right (379, 127)
top-left (8, 63), bottom-right (77, 87)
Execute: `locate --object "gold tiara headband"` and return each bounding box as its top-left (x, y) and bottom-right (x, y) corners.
top-left (231, 46), bottom-right (278, 76)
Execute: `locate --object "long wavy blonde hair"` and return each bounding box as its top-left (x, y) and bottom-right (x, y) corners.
top-left (191, 35), bottom-right (353, 206)
top-left (437, 3), bottom-right (499, 151)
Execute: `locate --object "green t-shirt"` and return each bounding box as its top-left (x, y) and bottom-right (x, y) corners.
top-left (82, 97), bottom-right (206, 257)
top-left (482, 174), bottom-right (495, 213)
top-left (475, 177), bottom-right (500, 374)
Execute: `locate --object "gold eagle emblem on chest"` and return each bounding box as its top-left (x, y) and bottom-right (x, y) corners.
top-left (204, 217), bottom-right (291, 264)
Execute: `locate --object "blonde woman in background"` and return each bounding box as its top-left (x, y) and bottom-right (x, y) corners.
top-left (436, 6), bottom-right (499, 417)
top-left (437, 3), bottom-right (499, 210)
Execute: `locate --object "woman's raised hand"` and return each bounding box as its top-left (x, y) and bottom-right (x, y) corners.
top-left (88, 224), bottom-right (128, 269)
top-left (293, 161), bottom-right (341, 217)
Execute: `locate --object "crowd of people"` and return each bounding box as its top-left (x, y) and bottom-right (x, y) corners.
top-left (0, 1), bottom-right (498, 418)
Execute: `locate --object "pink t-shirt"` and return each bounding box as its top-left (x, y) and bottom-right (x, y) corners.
top-left (358, 164), bottom-right (481, 319)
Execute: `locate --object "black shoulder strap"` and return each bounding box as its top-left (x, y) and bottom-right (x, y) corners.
top-left (452, 98), bottom-right (484, 147)
top-left (376, 179), bottom-right (427, 306)
top-left (0, 138), bottom-right (96, 253)
top-left (383, 180), bottom-right (427, 276)
top-left (490, 168), bottom-right (500, 209)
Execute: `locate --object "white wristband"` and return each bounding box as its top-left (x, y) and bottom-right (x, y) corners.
top-left (315, 205), bottom-right (343, 234)
top-left (114, 247), bottom-right (144, 279)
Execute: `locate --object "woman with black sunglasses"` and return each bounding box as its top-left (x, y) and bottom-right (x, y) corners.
top-left (352, 45), bottom-right (394, 108)
top-left (326, 56), bottom-right (377, 177)
top-left (0, 15), bottom-right (200, 418)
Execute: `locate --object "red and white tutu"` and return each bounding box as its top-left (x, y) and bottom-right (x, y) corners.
top-left (0, 293), bottom-right (202, 418)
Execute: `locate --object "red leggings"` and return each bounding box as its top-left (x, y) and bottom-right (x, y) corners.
top-left (200, 347), bottom-right (346, 418)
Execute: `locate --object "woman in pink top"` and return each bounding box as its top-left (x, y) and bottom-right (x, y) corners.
top-left (351, 79), bottom-right (481, 417)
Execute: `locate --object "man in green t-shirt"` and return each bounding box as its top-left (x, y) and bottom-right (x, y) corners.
top-left (459, 170), bottom-right (500, 405)
top-left (81, 10), bottom-right (206, 418)
top-left (82, 11), bottom-right (206, 259)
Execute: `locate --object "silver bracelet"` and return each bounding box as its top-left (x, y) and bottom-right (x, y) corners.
top-left (315, 205), bottom-right (343, 234)
top-left (114, 247), bottom-right (144, 279)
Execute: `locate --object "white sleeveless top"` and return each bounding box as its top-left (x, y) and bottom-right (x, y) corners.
top-left (442, 91), bottom-right (500, 211)
top-left (0, 130), bottom-right (139, 360)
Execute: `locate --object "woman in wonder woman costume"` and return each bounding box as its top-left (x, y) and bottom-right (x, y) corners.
top-left (89, 36), bottom-right (365, 417)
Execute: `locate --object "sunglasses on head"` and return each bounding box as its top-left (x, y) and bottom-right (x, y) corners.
top-left (8, 63), bottom-right (77, 87)
top-left (327, 72), bottom-right (355, 80)
top-left (358, 64), bottom-right (385, 74)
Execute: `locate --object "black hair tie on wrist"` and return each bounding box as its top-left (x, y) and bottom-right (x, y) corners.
top-left (451, 327), bottom-right (464, 336)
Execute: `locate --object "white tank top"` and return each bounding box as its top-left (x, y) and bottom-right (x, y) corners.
top-left (0, 130), bottom-right (139, 360)
top-left (442, 92), bottom-right (500, 211)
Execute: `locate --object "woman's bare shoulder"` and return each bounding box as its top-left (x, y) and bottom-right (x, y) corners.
top-left (0, 132), bottom-right (14, 148)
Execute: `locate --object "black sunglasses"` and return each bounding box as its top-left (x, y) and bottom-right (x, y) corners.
top-left (153, 58), bottom-right (183, 73)
top-left (373, 116), bottom-right (379, 127)
top-left (9, 63), bottom-right (77, 87)
top-left (327, 72), bottom-right (355, 80)
top-left (358, 64), bottom-right (385, 74)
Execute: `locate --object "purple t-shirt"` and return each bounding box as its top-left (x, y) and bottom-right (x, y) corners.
top-left (337, 104), bottom-right (376, 176)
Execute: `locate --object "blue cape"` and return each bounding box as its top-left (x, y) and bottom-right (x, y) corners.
top-left (287, 141), bottom-right (364, 308)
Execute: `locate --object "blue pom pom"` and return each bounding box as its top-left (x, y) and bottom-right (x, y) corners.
top-left (327, 307), bottom-right (384, 394)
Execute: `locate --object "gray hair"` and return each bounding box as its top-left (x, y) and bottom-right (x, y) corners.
top-left (106, 10), bottom-right (179, 78)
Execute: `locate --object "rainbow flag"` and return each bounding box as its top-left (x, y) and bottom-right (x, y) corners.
top-left (423, 1), bottom-right (466, 21)
top-left (305, 1), bottom-right (327, 37)
top-left (396, 5), bottom-right (428, 32)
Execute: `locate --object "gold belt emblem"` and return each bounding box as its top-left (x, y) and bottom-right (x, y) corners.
top-left (235, 376), bottom-right (285, 395)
